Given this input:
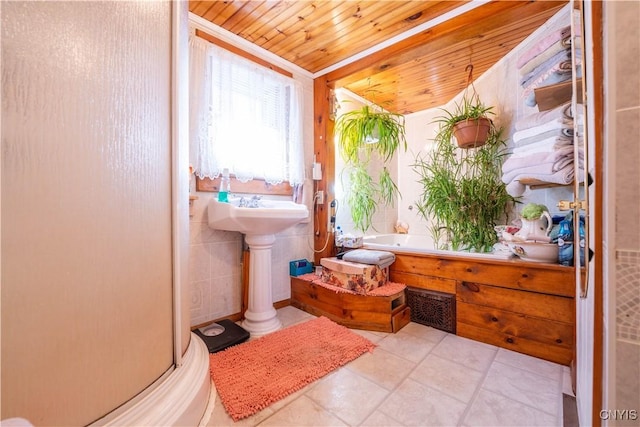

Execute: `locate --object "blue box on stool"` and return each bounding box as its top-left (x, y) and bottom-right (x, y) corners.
top-left (289, 259), bottom-right (313, 276)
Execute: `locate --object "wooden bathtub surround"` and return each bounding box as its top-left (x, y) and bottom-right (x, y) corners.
top-left (290, 276), bottom-right (411, 333)
top-left (391, 253), bottom-right (575, 365)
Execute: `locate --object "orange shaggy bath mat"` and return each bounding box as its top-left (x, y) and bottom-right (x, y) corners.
top-left (208, 316), bottom-right (375, 421)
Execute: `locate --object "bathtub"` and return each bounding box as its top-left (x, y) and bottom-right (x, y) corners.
top-left (362, 234), bottom-right (514, 260)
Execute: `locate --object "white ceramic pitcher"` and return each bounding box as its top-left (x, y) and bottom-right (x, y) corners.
top-left (515, 210), bottom-right (553, 241)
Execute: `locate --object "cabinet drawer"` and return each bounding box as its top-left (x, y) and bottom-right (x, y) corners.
top-left (457, 301), bottom-right (573, 350)
top-left (457, 281), bottom-right (574, 324)
top-left (457, 321), bottom-right (573, 365)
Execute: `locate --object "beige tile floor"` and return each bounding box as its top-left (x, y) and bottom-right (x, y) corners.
top-left (205, 306), bottom-right (574, 427)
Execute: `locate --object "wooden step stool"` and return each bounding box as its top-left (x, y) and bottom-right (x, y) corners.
top-left (290, 274), bottom-right (411, 333)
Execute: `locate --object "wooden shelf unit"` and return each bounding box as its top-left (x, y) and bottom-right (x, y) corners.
top-left (516, 79), bottom-right (582, 189)
top-left (517, 178), bottom-right (572, 190)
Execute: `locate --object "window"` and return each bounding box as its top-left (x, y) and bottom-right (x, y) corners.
top-left (190, 35), bottom-right (304, 187)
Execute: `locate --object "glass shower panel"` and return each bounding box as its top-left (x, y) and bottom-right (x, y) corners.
top-left (1, 2), bottom-right (174, 425)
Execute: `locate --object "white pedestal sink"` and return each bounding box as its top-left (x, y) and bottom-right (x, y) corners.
top-left (207, 197), bottom-right (309, 337)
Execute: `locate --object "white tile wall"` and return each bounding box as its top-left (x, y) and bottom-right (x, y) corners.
top-left (617, 251), bottom-right (640, 343)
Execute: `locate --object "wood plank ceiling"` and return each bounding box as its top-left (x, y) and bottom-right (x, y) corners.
top-left (189, 1), bottom-right (568, 114)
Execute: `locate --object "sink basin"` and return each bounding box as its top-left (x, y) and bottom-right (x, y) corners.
top-left (207, 197), bottom-right (310, 338)
top-left (208, 198), bottom-right (309, 235)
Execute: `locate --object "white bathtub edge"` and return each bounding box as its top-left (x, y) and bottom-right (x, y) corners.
top-left (362, 233), bottom-right (515, 260)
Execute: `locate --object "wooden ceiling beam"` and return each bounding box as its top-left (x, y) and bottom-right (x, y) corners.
top-left (324, 1), bottom-right (567, 89)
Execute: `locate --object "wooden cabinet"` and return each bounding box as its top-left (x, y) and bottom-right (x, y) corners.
top-left (390, 253), bottom-right (575, 365)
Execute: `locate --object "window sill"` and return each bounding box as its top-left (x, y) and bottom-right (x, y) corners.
top-left (195, 176), bottom-right (293, 196)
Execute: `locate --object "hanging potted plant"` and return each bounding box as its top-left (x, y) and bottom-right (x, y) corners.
top-left (412, 112), bottom-right (517, 252)
top-left (335, 103), bottom-right (407, 232)
top-left (447, 95), bottom-right (495, 148)
top-left (436, 65), bottom-right (496, 149)
top-left (335, 104), bottom-right (406, 164)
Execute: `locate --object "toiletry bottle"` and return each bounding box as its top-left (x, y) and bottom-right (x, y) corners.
top-left (557, 214), bottom-right (573, 266)
top-left (218, 168), bottom-right (230, 203)
top-left (578, 216), bottom-right (585, 266)
top-left (335, 226), bottom-right (344, 248)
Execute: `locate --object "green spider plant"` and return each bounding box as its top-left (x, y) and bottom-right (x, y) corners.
top-left (335, 104), bottom-right (407, 164)
top-left (412, 123), bottom-right (516, 252)
top-left (335, 104), bottom-right (407, 233)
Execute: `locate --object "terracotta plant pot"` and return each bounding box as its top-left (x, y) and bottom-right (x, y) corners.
top-left (452, 117), bottom-right (492, 148)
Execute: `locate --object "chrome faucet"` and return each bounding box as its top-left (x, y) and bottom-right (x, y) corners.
top-left (238, 195), bottom-right (262, 208)
top-left (248, 195), bottom-right (262, 208)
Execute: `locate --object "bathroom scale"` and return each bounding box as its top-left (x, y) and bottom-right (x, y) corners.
top-left (193, 319), bottom-right (250, 353)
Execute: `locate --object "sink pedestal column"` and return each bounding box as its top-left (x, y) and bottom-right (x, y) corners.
top-left (242, 234), bottom-right (282, 337)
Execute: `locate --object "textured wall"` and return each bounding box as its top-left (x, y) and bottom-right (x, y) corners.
top-left (613, 0), bottom-right (640, 419)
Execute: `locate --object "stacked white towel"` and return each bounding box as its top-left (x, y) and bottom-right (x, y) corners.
top-left (515, 102), bottom-right (573, 130)
top-left (502, 102), bottom-right (582, 196)
top-left (517, 25), bottom-right (577, 108)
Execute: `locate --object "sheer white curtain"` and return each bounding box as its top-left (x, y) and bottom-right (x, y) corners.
top-left (189, 35), bottom-right (304, 185)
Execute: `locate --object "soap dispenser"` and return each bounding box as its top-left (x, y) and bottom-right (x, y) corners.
top-left (218, 168), bottom-right (231, 202)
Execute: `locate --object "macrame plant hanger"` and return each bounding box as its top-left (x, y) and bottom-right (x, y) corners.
top-left (451, 62), bottom-right (493, 149)
top-left (462, 63), bottom-right (481, 106)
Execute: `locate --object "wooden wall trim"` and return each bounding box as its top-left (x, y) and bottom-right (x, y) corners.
top-left (195, 176), bottom-right (293, 196)
top-left (312, 77), bottom-right (335, 264)
top-left (194, 29), bottom-right (293, 78)
top-left (590, 1), bottom-right (604, 424)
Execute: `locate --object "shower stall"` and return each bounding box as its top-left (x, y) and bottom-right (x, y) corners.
top-left (1, 2), bottom-right (210, 425)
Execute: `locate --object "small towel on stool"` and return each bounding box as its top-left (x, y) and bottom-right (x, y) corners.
top-left (342, 249), bottom-right (396, 269)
